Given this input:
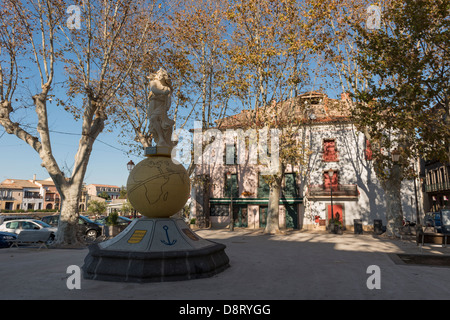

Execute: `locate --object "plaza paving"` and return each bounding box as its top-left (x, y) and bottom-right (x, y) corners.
top-left (1, 228), bottom-right (450, 300)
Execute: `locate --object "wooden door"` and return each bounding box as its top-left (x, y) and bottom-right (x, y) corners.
top-left (327, 204), bottom-right (343, 224)
top-left (233, 205), bottom-right (248, 227)
top-left (285, 204), bottom-right (298, 229)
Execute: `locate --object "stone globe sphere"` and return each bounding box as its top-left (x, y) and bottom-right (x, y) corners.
top-left (126, 156), bottom-right (190, 218)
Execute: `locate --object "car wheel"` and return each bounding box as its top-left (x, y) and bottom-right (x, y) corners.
top-left (86, 229), bottom-right (98, 240)
top-left (46, 233), bottom-right (55, 245)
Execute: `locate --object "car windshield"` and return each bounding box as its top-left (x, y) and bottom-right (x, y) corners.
top-left (33, 220), bottom-right (52, 228)
top-left (441, 210), bottom-right (450, 225)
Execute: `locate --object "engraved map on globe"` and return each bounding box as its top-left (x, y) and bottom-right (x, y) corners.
top-left (126, 157), bottom-right (190, 218)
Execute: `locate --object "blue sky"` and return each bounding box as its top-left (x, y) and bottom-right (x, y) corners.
top-left (0, 105), bottom-right (144, 188)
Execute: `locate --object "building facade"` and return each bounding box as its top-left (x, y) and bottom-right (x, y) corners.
top-left (0, 180), bottom-right (24, 211)
top-left (191, 92), bottom-right (418, 231)
top-left (86, 184), bottom-right (121, 200)
top-left (34, 178), bottom-right (61, 210)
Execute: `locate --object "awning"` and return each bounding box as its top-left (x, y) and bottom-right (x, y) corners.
top-left (209, 197), bottom-right (303, 205)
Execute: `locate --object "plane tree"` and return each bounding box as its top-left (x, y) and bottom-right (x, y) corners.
top-left (309, 0), bottom-right (449, 236)
top-left (0, 0), bottom-right (156, 246)
top-left (224, 0), bottom-right (318, 234)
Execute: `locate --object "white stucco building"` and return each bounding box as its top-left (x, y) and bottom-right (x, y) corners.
top-left (191, 92), bottom-right (418, 231)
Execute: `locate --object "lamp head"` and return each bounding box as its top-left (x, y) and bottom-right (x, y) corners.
top-left (391, 148), bottom-right (401, 163)
top-left (127, 160), bottom-right (135, 172)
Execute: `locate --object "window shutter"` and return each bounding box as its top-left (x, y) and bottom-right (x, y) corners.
top-left (323, 139), bottom-right (338, 161)
top-left (365, 139), bottom-right (373, 160)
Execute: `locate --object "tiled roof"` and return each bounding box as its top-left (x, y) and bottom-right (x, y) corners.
top-left (88, 184), bottom-right (120, 188)
top-left (215, 91), bottom-right (351, 129)
top-left (0, 179), bottom-right (39, 189)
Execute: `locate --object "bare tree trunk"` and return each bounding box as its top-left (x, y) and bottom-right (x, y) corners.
top-left (265, 181), bottom-right (281, 234)
top-left (56, 184), bottom-right (82, 246)
top-left (382, 164), bottom-right (403, 237)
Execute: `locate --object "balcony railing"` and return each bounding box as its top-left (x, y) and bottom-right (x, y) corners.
top-left (23, 195), bottom-right (42, 199)
top-left (425, 182), bottom-right (450, 193)
top-left (307, 184), bottom-right (359, 198)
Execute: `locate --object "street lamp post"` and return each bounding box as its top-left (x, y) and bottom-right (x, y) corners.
top-left (391, 148), bottom-right (402, 233)
top-left (226, 171), bottom-right (234, 232)
top-left (328, 169), bottom-right (335, 233)
top-left (126, 160), bottom-right (136, 218)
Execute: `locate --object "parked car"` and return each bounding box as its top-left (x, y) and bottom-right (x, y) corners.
top-left (0, 219), bottom-right (56, 242)
top-left (41, 215), bottom-right (102, 240)
top-left (0, 231), bottom-right (17, 248)
top-left (94, 215), bottom-right (132, 226)
top-left (0, 215), bottom-right (34, 225)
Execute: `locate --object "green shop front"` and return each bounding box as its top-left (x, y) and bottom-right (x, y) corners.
top-left (209, 197), bottom-right (303, 229)
top-left (207, 172), bottom-right (302, 229)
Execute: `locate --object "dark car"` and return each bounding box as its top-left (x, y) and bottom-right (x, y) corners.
top-left (41, 215), bottom-right (102, 240)
top-left (0, 231), bottom-right (17, 248)
top-left (94, 215), bottom-right (132, 226)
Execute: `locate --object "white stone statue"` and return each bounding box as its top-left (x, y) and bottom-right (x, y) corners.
top-left (147, 68), bottom-right (174, 148)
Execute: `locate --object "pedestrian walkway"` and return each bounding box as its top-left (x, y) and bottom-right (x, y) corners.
top-left (1, 228), bottom-right (449, 300)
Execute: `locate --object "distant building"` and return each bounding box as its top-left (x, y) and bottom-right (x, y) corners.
top-left (86, 184), bottom-right (121, 200)
top-left (12, 178), bottom-right (44, 211)
top-left (33, 178), bottom-right (61, 210)
top-left (0, 179), bottom-right (24, 211)
top-left (0, 176), bottom-right (120, 213)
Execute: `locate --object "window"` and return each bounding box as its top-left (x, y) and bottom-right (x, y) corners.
top-left (323, 139), bottom-right (338, 162)
top-left (22, 221), bottom-right (37, 230)
top-left (283, 173), bottom-right (297, 197)
top-left (6, 221), bottom-right (19, 229)
top-left (210, 205), bottom-right (229, 216)
top-left (324, 171), bottom-right (338, 189)
top-left (224, 144), bottom-right (237, 165)
top-left (257, 174), bottom-right (270, 198)
top-left (224, 173), bottom-right (239, 198)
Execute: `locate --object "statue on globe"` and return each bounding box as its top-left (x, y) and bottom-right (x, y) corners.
top-left (147, 68), bottom-right (175, 148)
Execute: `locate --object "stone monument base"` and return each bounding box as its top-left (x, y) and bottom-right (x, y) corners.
top-left (82, 217), bottom-right (230, 283)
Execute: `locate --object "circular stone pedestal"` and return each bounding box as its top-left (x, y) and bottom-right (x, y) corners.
top-left (82, 217), bottom-right (229, 283)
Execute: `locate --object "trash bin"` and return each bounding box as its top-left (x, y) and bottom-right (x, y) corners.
top-left (354, 219), bottom-right (363, 234)
top-left (374, 219), bottom-right (383, 235)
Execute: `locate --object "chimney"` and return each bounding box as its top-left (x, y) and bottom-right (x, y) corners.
top-left (33, 174), bottom-right (36, 183)
top-left (341, 92), bottom-right (350, 101)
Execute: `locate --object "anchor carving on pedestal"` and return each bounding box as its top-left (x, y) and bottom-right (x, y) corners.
top-left (160, 225), bottom-right (177, 246)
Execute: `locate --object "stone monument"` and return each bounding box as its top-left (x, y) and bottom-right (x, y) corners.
top-left (83, 68), bottom-right (229, 283)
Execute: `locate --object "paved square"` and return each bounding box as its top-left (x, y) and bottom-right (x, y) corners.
top-left (1, 229), bottom-right (449, 300)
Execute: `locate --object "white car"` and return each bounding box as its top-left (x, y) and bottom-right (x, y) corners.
top-left (0, 219), bottom-right (57, 241)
